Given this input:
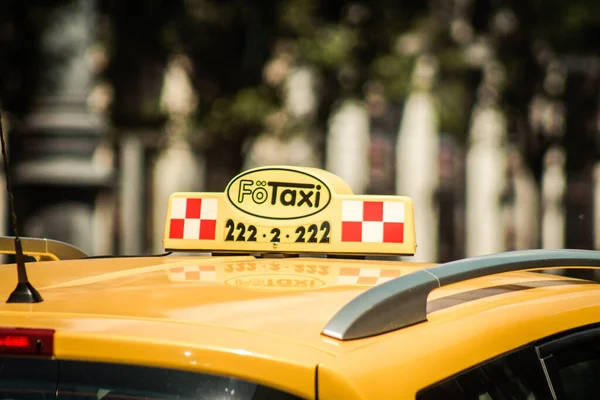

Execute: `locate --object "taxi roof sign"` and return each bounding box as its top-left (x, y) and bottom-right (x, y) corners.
top-left (163, 166), bottom-right (416, 256)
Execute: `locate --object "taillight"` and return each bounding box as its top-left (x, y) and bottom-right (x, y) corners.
top-left (0, 328), bottom-right (54, 356)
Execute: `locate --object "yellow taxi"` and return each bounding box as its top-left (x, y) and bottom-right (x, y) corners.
top-left (1, 165), bottom-right (600, 400)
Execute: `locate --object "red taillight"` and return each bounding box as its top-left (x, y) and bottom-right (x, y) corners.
top-left (0, 328), bottom-right (54, 356)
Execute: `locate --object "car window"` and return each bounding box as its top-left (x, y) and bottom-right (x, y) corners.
top-left (0, 357), bottom-right (305, 400)
top-left (416, 346), bottom-right (554, 400)
top-left (537, 326), bottom-right (600, 400)
top-left (57, 360), bottom-right (305, 400)
top-left (0, 357), bottom-right (58, 400)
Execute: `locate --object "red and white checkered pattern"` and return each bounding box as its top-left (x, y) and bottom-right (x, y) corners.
top-left (169, 265), bottom-right (216, 281)
top-left (341, 200), bottom-right (404, 243)
top-left (336, 267), bottom-right (403, 285)
top-left (169, 198), bottom-right (218, 240)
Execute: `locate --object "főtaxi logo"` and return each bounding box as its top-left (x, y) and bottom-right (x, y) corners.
top-left (226, 167), bottom-right (332, 220)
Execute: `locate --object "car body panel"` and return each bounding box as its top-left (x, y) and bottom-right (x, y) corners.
top-left (318, 284), bottom-right (600, 399)
top-left (0, 256), bottom-right (432, 353)
top-left (2, 254), bottom-right (600, 398)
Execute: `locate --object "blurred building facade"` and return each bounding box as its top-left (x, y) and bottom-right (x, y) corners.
top-left (1, 1), bottom-right (599, 280)
top-left (6, 51), bottom-right (598, 266)
top-left (10, 0), bottom-right (114, 257)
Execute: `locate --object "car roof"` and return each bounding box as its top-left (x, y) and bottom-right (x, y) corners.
top-left (1, 254), bottom-right (598, 353)
top-left (1, 254), bottom-right (600, 399)
top-left (0, 255), bottom-right (427, 350)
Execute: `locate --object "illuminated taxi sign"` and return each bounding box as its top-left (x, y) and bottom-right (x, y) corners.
top-left (163, 165), bottom-right (416, 256)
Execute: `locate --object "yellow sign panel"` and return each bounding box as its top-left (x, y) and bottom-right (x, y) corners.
top-left (163, 166), bottom-right (416, 256)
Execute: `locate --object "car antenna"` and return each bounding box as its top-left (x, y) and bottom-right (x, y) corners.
top-left (0, 111), bottom-right (43, 303)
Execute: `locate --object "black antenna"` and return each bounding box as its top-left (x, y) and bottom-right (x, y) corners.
top-left (0, 111), bottom-right (43, 303)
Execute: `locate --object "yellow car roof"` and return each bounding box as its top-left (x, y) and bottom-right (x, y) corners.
top-left (0, 255), bottom-right (428, 350)
top-left (1, 252), bottom-right (600, 399)
top-left (0, 254), bottom-right (596, 352)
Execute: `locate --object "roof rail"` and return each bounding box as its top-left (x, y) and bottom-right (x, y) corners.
top-left (322, 249), bottom-right (600, 341)
top-left (0, 236), bottom-right (88, 262)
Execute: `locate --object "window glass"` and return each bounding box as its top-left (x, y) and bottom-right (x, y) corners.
top-left (542, 329), bottom-right (600, 400)
top-left (417, 346), bottom-right (553, 400)
top-left (0, 357), bottom-right (58, 400)
top-left (0, 357), bottom-right (304, 400)
top-left (57, 360), bottom-right (305, 400)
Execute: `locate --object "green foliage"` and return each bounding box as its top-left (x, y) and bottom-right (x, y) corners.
top-left (230, 88), bottom-right (277, 124)
top-left (279, 0), bottom-right (318, 35)
top-left (370, 54), bottom-right (415, 100)
top-left (298, 25), bottom-right (358, 68)
top-left (3, 0), bottom-right (600, 168)
top-left (436, 79), bottom-right (472, 144)
top-left (198, 86), bottom-right (278, 143)
top-left (534, 0), bottom-right (600, 52)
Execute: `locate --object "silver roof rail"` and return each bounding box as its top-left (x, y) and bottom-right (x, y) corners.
top-left (0, 236), bottom-right (88, 262)
top-left (322, 249), bottom-right (600, 341)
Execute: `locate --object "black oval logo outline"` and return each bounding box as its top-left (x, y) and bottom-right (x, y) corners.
top-left (225, 167), bottom-right (333, 220)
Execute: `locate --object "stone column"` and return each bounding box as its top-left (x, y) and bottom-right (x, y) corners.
top-left (594, 163), bottom-right (600, 250)
top-left (536, 61), bottom-right (567, 251)
top-left (509, 148), bottom-right (540, 250)
top-left (0, 117), bottom-right (8, 263)
top-left (119, 134), bottom-right (144, 255)
top-left (465, 106), bottom-right (508, 256)
top-left (465, 60), bottom-right (509, 257)
top-left (541, 147), bottom-right (566, 249)
top-left (326, 99), bottom-right (370, 194)
top-left (396, 54), bottom-right (440, 262)
top-left (594, 163), bottom-right (600, 281)
top-left (13, 0), bottom-right (113, 256)
top-left (152, 55), bottom-right (203, 253)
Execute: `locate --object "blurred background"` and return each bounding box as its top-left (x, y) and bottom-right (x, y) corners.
top-left (0, 0), bottom-right (599, 271)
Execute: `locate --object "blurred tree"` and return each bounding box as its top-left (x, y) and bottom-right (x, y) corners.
top-left (481, 0), bottom-right (600, 252)
top-left (165, 0), bottom-right (279, 141)
top-left (4, 0), bottom-right (599, 186)
top-left (97, 0), bottom-right (435, 178)
top-left (93, 0), bottom-right (475, 174)
top-left (97, 0), bottom-right (283, 180)
top-left (471, 0), bottom-right (600, 178)
top-left (99, 0), bottom-right (184, 129)
top-left (0, 0), bottom-right (74, 117)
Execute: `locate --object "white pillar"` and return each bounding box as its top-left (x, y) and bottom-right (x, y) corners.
top-left (594, 162), bottom-right (600, 281)
top-left (396, 90), bottom-right (439, 261)
top-left (0, 116), bottom-right (8, 263)
top-left (511, 148), bottom-right (540, 249)
top-left (152, 138), bottom-right (205, 253)
top-left (465, 106), bottom-right (508, 257)
top-left (119, 134), bottom-right (144, 255)
top-left (0, 171), bottom-right (5, 264)
top-left (326, 99), bottom-right (370, 194)
top-left (92, 191), bottom-right (115, 255)
top-left (541, 146), bottom-right (566, 249)
top-left (594, 162), bottom-right (600, 250)
top-left (396, 55), bottom-right (440, 262)
top-left (153, 55), bottom-right (203, 253)
top-left (285, 66), bottom-right (317, 120)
